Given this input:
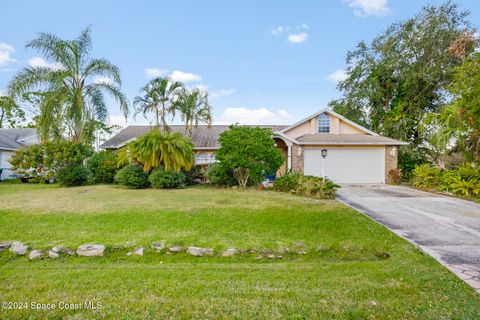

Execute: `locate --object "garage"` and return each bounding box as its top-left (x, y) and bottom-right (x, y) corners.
top-left (303, 147), bottom-right (385, 184)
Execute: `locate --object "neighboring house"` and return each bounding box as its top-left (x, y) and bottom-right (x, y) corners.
top-left (101, 108), bottom-right (407, 184)
top-left (0, 128), bottom-right (38, 180)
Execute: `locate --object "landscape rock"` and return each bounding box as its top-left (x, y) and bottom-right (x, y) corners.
top-left (76, 244), bottom-right (105, 257)
top-left (187, 246), bottom-right (214, 257)
top-left (29, 250), bottom-right (43, 260)
top-left (278, 247), bottom-right (291, 254)
top-left (152, 241), bottom-right (166, 252)
top-left (128, 247), bottom-right (144, 256)
top-left (48, 251), bottom-right (59, 259)
top-left (65, 248), bottom-right (76, 256)
top-left (11, 241), bottom-right (28, 255)
top-left (51, 246), bottom-right (63, 253)
top-left (221, 248), bottom-right (238, 257)
top-left (0, 242), bottom-right (11, 253)
top-left (296, 250), bottom-right (307, 255)
top-left (168, 245), bottom-right (184, 253)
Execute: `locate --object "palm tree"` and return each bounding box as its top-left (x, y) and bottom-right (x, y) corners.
top-left (129, 129), bottom-right (194, 172)
top-left (134, 77), bottom-right (183, 133)
top-left (175, 88), bottom-right (212, 135)
top-left (8, 27), bottom-right (128, 144)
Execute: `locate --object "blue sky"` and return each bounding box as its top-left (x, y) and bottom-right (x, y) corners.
top-left (1, 0), bottom-right (479, 127)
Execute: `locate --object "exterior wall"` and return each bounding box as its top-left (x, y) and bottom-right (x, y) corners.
top-left (284, 119), bottom-right (313, 139)
top-left (283, 113), bottom-right (368, 140)
top-left (291, 145), bottom-right (304, 174)
top-left (384, 146), bottom-right (398, 184)
top-left (338, 120), bottom-right (367, 134)
top-left (274, 139), bottom-right (288, 176)
top-left (0, 150), bottom-right (14, 180)
top-left (330, 115), bottom-right (340, 134)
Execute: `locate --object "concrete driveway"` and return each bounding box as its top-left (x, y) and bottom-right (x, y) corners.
top-left (337, 184), bottom-right (480, 292)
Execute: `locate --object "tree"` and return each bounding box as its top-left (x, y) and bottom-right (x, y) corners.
top-left (175, 88), bottom-right (212, 134)
top-left (330, 2), bottom-right (475, 148)
top-left (0, 94), bottom-right (25, 128)
top-left (428, 54), bottom-right (480, 161)
top-left (216, 126), bottom-right (284, 187)
top-left (127, 129), bottom-right (194, 172)
top-left (134, 77), bottom-right (183, 132)
top-left (8, 27), bottom-right (128, 143)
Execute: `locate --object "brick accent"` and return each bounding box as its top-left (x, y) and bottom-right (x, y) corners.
top-left (385, 146), bottom-right (398, 184)
top-left (291, 144), bottom-right (304, 174)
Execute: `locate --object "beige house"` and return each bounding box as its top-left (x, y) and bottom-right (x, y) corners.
top-left (101, 108), bottom-right (407, 184)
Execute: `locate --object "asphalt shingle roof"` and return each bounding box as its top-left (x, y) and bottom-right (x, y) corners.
top-left (296, 134), bottom-right (407, 145)
top-left (100, 125), bottom-right (288, 149)
top-left (0, 128), bottom-right (38, 150)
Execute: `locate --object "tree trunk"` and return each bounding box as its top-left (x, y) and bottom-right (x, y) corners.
top-left (233, 168), bottom-right (250, 188)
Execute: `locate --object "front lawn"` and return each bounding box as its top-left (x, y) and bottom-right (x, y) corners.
top-left (0, 184), bottom-right (479, 319)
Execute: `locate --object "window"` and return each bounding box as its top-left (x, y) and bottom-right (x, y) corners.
top-left (195, 153), bottom-right (210, 165)
top-left (195, 152), bottom-right (217, 165)
top-left (318, 113), bottom-right (330, 133)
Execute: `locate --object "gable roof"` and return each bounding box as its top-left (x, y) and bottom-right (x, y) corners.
top-left (280, 107), bottom-right (379, 136)
top-left (0, 128), bottom-right (38, 151)
top-left (100, 125), bottom-right (288, 149)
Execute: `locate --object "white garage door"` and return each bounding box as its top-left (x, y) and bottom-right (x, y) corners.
top-left (304, 147), bottom-right (385, 184)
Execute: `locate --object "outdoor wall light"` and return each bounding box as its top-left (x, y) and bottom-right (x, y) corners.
top-left (321, 149), bottom-right (328, 158)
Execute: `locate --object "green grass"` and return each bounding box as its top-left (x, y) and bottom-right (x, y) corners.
top-left (0, 184), bottom-right (479, 319)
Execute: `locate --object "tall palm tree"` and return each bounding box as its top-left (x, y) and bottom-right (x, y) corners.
top-left (134, 77), bottom-right (183, 133)
top-left (8, 27), bottom-right (128, 144)
top-left (175, 88), bottom-right (212, 135)
top-left (129, 129), bottom-right (194, 172)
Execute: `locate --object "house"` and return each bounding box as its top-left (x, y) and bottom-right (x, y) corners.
top-left (0, 128), bottom-right (38, 180)
top-left (100, 108), bottom-right (407, 184)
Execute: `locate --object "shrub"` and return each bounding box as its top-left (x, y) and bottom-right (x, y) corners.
top-left (87, 150), bottom-right (118, 184)
top-left (206, 163), bottom-right (237, 186)
top-left (114, 164), bottom-right (149, 189)
top-left (294, 175), bottom-right (339, 199)
top-left (411, 164), bottom-right (440, 189)
top-left (185, 164), bottom-right (207, 185)
top-left (439, 163), bottom-right (480, 197)
top-left (149, 167), bottom-right (186, 189)
top-left (388, 168), bottom-right (402, 185)
top-left (273, 172), bottom-right (302, 192)
top-left (399, 148), bottom-right (428, 181)
top-left (56, 164), bottom-right (90, 187)
top-left (9, 141), bottom-right (93, 181)
top-left (273, 172), bottom-right (339, 199)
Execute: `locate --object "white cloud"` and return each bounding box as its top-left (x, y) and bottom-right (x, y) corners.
top-left (271, 24), bottom-right (309, 44)
top-left (327, 69), bottom-right (348, 83)
top-left (144, 67), bottom-right (167, 78)
top-left (346, 0), bottom-right (390, 17)
top-left (216, 107), bottom-right (293, 125)
top-left (271, 26), bottom-right (284, 37)
top-left (28, 57), bottom-right (63, 70)
top-left (287, 32), bottom-right (308, 44)
top-left (169, 70), bottom-right (201, 82)
top-left (0, 43), bottom-right (16, 66)
top-left (210, 88), bottom-right (236, 99)
top-left (0, 88), bottom-right (6, 96)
